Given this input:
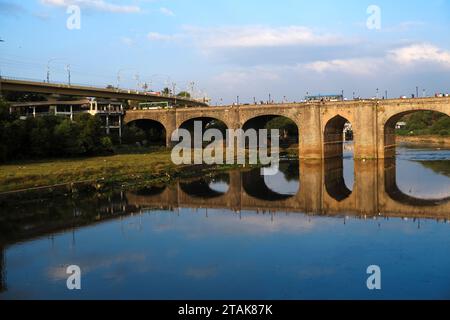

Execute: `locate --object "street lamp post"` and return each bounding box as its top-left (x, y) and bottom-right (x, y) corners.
top-left (134, 73), bottom-right (141, 89)
top-left (171, 83), bottom-right (177, 96)
top-left (117, 68), bottom-right (143, 90)
top-left (172, 82), bottom-right (177, 105)
top-left (47, 58), bottom-right (67, 83)
top-left (66, 64), bottom-right (71, 86)
top-left (0, 38), bottom-right (4, 98)
top-left (117, 69), bottom-right (125, 89)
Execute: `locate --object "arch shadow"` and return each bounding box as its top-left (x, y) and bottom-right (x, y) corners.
top-left (324, 157), bottom-right (352, 202)
top-left (131, 185), bottom-right (167, 197)
top-left (242, 161), bottom-right (299, 201)
top-left (384, 158), bottom-right (450, 206)
top-left (180, 173), bottom-right (230, 199)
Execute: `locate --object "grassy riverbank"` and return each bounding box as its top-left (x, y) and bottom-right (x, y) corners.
top-left (0, 148), bottom-right (177, 193)
top-left (0, 147), bottom-right (263, 194)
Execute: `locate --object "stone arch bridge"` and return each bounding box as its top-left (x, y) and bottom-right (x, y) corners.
top-left (124, 97), bottom-right (450, 159)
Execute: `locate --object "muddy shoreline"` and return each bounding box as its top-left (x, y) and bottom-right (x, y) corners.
top-left (397, 135), bottom-right (450, 147)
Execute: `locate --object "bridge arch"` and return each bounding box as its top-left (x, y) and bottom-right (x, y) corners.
top-left (178, 117), bottom-right (229, 147)
top-left (124, 119), bottom-right (167, 146)
top-left (239, 107), bottom-right (300, 127)
top-left (242, 114), bottom-right (299, 147)
top-left (383, 109), bottom-right (450, 158)
top-left (323, 114), bottom-right (355, 159)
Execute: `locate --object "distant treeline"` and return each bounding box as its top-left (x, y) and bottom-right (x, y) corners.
top-left (397, 111), bottom-right (450, 136)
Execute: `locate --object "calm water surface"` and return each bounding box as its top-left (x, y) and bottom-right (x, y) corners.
top-left (1, 145), bottom-right (450, 300)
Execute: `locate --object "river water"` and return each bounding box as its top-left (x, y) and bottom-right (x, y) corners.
top-left (1, 145), bottom-right (450, 300)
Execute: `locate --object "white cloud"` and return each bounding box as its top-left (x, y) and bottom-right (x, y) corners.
top-left (159, 7), bottom-right (174, 17)
top-left (305, 58), bottom-right (383, 75)
top-left (40, 0), bottom-right (141, 14)
top-left (388, 43), bottom-right (450, 68)
top-left (183, 25), bottom-right (346, 49)
top-left (146, 25), bottom-right (347, 48)
top-left (147, 32), bottom-right (179, 41)
top-left (304, 44), bottom-right (450, 75)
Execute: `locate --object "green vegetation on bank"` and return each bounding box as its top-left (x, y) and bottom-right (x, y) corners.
top-left (0, 99), bottom-right (113, 162)
top-left (0, 99), bottom-right (150, 163)
top-left (0, 149), bottom-right (178, 193)
top-left (397, 111), bottom-right (450, 136)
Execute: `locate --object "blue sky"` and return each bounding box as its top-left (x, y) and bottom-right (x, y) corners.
top-left (1, 0), bottom-right (450, 103)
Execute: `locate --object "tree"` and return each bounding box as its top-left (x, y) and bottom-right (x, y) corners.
top-left (54, 119), bottom-right (85, 156)
top-left (399, 111), bottom-right (450, 136)
top-left (162, 87), bottom-right (171, 96)
top-left (4, 92), bottom-right (48, 102)
top-left (0, 99), bottom-right (11, 121)
top-left (76, 114), bottom-right (107, 155)
top-left (122, 124), bottom-right (146, 145)
top-left (30, 117), bottom-right (53, 157)
top-left (177, 91), bottom-right (191, 98)
top-left (265, 117), bottom-right (298, 142)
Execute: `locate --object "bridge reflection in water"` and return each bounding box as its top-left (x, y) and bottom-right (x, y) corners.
top-left (126, 158), bottom-right (450, 220)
